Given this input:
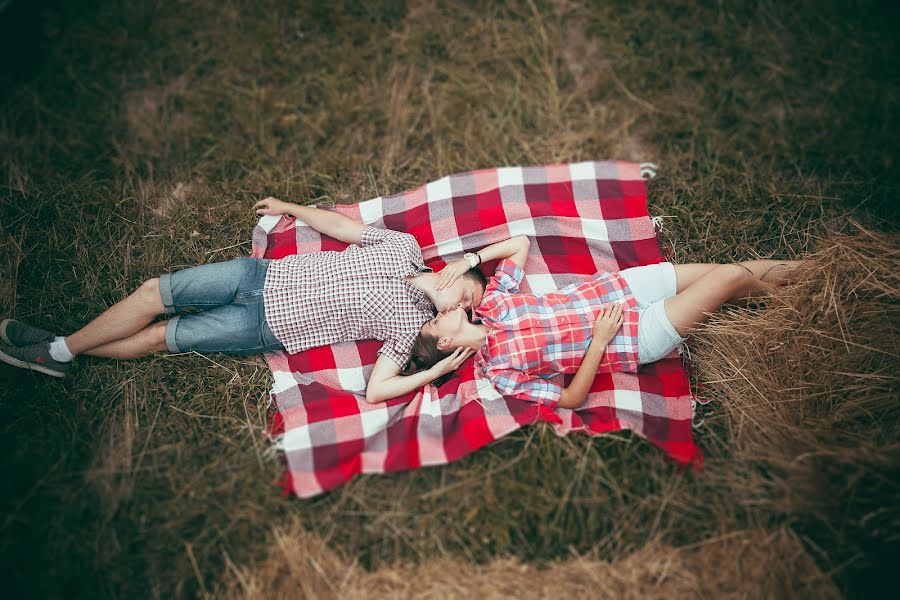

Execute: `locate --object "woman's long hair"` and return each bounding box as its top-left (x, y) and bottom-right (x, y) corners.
top-left (401, 331), bottom-right (456, 385)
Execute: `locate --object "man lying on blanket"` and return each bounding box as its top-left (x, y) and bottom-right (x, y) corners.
top-left (0, 197), bottom-right (525, 399)
top-left (391, 236), bottom-right (799, 409)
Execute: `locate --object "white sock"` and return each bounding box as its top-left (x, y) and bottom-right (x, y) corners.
top-left (49, 338), bottom-right (74, 362)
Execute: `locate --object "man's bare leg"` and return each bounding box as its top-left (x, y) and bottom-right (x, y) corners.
top-left (80, 321), bottom-right (169, 359)
top-left (64, 278), bottom-right (166, 355)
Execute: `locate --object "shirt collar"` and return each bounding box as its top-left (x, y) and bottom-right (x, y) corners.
top-left (406, 283), bottom-right (434, 313)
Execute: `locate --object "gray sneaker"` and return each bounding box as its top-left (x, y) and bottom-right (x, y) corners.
top-left (0, 341), bottom-right (71, 378)
top-left (0, 318), bottom-right (56, 346)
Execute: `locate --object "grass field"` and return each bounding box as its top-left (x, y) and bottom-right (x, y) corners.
top-left (1, 1), bottom-right (898, 598)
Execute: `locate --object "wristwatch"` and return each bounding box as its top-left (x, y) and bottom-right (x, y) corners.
top-left (463, 252), bottom-right (482, 268)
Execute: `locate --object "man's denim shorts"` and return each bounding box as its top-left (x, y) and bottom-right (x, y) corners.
top-left (159, 257), bottom-right (284, 355)
top-left (618, 262), bottom-right (688, 364)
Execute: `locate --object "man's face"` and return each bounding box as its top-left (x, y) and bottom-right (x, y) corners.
top-left (434, 277), bottom-right (485, 312)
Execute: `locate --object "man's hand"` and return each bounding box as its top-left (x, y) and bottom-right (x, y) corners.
top-left (253, 197), bottom-right (293, 216)
top-left (436, 259), bottom-right (473, 290)
top-left (592, 303), bottom-right (624, 342)
top-left (429, 346), bottom-right (474, 379)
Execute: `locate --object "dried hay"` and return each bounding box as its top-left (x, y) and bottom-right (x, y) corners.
top-left (221, 520), bottom-right (838, 600)
top-left (691, 222), bottom-right (900, 572)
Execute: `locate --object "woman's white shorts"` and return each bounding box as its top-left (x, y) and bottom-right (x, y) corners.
top-left (618, 262), bottom-right (688, 364)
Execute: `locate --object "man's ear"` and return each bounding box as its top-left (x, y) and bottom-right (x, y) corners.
top-left (436, 336), bottom-right (452, 351)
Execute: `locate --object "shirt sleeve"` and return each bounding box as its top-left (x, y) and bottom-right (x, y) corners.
top-left (487, 366), bottom-right (562, 408)
top-left (360, 226), bottom-right (427, 269)
top-left (377, 333), bottom-right (415, 369)
top-left (361, 226), bottom-right (412, 247)
top-left (484, 258), bottom-right (524, 295)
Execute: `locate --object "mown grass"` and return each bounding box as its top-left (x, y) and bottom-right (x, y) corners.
top-left (1, 1), bottom-right (898, 598)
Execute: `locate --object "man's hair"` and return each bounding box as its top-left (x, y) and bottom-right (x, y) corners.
top-left (401, 330), bottom-right (455, 385)
top-left (462, 267), bottom-right (487, 291)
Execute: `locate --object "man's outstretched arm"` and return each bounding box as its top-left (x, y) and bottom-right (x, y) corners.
top-left (254, 197), bottom-right (366, 245)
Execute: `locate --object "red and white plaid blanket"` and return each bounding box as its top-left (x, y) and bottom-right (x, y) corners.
top-left (252, 161), bottom-right (701, 498)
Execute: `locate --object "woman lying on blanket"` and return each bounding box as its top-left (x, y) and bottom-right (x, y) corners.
top-left (392, 235), bottom-right (805, 409)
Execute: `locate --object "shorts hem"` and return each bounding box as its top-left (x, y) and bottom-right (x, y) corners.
top-left (165, 316), bottom-right (182, 353)
top-left (159, 273), bottom-right (177, 315)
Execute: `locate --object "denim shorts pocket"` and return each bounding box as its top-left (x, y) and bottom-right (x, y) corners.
top-left (235, 289), bottom-right (264, 304)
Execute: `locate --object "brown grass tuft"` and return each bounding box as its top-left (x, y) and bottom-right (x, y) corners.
top-left (221, 520), bottom-right (839, 600)
top-left (691, 223), bottom-right (900, 579)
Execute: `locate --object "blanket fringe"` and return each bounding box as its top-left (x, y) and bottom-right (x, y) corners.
top-left (267, 411), bottom-right (286, 437)
top-left (651, 215), bottom-right (676, 261)
top-left (274, 470), bottom-right (295, 497)
top-left (639, 162), bottom-right (659, 179)
top-left (680, 341), bottom-right (711, 431)
top-left (264, 433), bottom-right (285, 457)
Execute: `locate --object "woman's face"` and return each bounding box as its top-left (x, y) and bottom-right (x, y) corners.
top-left (421, 305), bottom-right (469, 345)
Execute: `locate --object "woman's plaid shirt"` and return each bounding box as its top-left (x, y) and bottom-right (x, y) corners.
top-left (263, 227), bottom-right (434, 367)
top-left (473, 259), bottom-right (640, 408)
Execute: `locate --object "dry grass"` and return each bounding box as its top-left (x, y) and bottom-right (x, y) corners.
top-left (690, 225), bottom-right (900, 578)
top-left (222, 519), bottom-right (839, 600)
top-left (1, 0), bottom-right (898, 598)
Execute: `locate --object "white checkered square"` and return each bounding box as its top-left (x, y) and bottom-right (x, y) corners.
top-left (272, 370), bottom-right (299, 394)
top-left (336, 367), bottom-right (367, 393)
top-left (360, 405), bottom-right (390, 437)
top-left (283, 424), bottom-right (313, 452)
top-left (358, 196), bottom-right (384, 225)
top-left (257, 214), bottom-right (281, 233)
top-left (524, 273), bottom-right (558, 295)
top-left (507, 218), bottom-right (538, 237)
top-left (568, 162), bottom-right (597, 181)
top-left (580, 218), bottom-right (610, 242)
top-left (613, 389), bottom-right (644, 414)
top-left (435, 237), bottom-right (464, 255)
top-left (497, 166), bottom-right (524, 187)
top-left (426, 176), bottom-right (453, 202)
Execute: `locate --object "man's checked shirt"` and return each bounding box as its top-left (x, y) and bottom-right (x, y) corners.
top-left (263, 226), bottom-right (434, 367)
top-left (473, 259), bottom-right (641, 408)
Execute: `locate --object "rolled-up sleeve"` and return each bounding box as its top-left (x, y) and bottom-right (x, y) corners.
top-left (377, 332), bottom-right (416, 369)
top-left (361, 226), bottom-right (413, 247)
top-left (487, 366), bottom-right (562, 408)
top-left (485, 258), bottom-right (525, 295)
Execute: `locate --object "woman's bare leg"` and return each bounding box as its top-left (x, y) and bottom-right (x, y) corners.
top-left (64, 278), bottom-right (166, 355)
top-left (737, 259), bottom-right (805, 286)
top-left (80, 321), bottom-right (168, 359)
top-left (673, 260), bottom-right (805, 294)
top-left (664, 264), bottom-right (775, 337)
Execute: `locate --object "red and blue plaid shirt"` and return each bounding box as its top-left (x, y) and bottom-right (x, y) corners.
top-left (473, 259), bottom-right (641, 408)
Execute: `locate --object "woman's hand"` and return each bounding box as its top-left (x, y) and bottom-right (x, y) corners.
top-left (429, 346), bottom-right (474, 379)
top-left (436, 259), bottom-right (474, 290)
top-left (253, 197), bottom-right (293, 216)
top-left (592, 303), bottom-right (624, 342)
